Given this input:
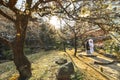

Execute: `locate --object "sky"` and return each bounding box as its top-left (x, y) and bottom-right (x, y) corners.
top-left (15, 0), bottom-right (39, 11)
top-left (49, 16), bottom-right (66, 29)
top-left (15, 0), bottom-right (25, 11)
top-left (49, 16), bottom-right (60, 29)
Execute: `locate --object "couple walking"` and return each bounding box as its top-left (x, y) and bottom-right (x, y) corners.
top-left (85, 39), bottom-right (94, 55)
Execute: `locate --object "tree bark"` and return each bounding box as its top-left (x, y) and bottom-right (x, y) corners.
top-left (13, 47), bottom-right (31, 80)
top-left (12, 14), bottom-right (32, 80)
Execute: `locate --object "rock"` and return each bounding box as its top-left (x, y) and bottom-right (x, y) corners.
top-left (104, 54), bottom-right (117, 59)
top-left (56, 62), bottom-right (74, 80)
top-left (94, 60), bottom-right (115, 65)
top-left (55, 58), bottom-right (67, 65)
top-left (84, 54), bottom-right (97, 57)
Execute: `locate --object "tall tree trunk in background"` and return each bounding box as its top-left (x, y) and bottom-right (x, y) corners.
top-left (74, 33), bottom-right (77, 56)
top-left (63, 41), bottom-right (66, 52)
top-left (12, 14), bottom-right (31, 80)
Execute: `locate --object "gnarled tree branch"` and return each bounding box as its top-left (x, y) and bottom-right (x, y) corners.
top-left (8, 0), bottom-right (18, 8)
top-left (31, 0), bottom-right (56, 11)
top-left (0, 0), bottom-right (19, 13)
top-left (0, 9), bottom-right (15, 22)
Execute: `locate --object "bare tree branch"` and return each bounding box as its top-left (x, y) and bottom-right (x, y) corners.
top-left (64, 20), bottom-right (75, 32)
top-left (0, 9), bottom-right (15, 22)
top-left (57, 1), bottom-right (75, 19)
top-left (42, 0), bottom-right (57, 3)
top-left (38, 12), bottom-right (51, 17)
top-left (97, 24), bottom-right (107, 34)
top-left (0, 0), bottom-right (19, 13)
top-left (26, 0), bottom-right (32, 9)
top-left (8, 0), bottom-right (18, 8)
top-left (31, 0), bottom-right (56, 11)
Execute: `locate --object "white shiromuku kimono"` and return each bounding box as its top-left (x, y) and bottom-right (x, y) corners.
top-left (88, 39), bottom-right (94, 54)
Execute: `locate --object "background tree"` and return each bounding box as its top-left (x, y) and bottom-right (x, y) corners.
top-left (63, 19), bottom-right (97, 56)
top-left (57, 24), bottom-right (71, 52)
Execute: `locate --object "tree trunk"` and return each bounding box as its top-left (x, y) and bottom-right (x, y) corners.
top-left (12, 35), bottom-right (31, 80)
top-left (74, 34), bottom-right (77, 56)
top-left (63, 41), bottom-right (66, 52)
top-left (13, 46), bottom-right (31, 80)
top-left (12, 15), bottom-right (32, 80)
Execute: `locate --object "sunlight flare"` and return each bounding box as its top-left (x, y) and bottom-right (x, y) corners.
top-left (49, 16), bottom-right (60, 29)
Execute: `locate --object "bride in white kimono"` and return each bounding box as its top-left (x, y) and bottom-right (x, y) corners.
top-left (88, 39), bottom-right (94, 54)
